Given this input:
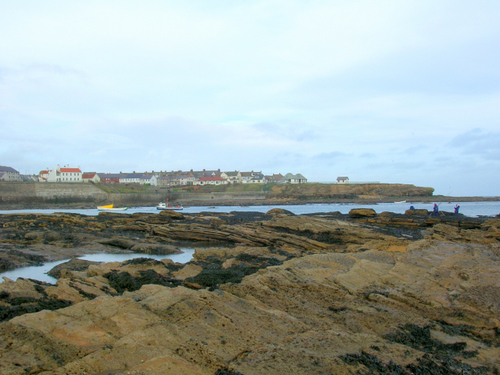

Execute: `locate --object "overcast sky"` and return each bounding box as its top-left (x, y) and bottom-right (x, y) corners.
top-left (1, 1), bottom-right (499, 196)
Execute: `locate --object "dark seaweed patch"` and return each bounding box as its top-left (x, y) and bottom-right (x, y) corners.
top-left (340, 351), bottom-right (406, 374)
top-left (0, 296), bottom-right (73, 321)
top-left (187, 255), bottom-right (283, 290)
top-left (121, 257), bottom-right (164, 266)
top-left (385, 324), bottom-right (468, 354)
top-left (214, 368), bottom-right (243, 375)
top-left (103, 270), bottom-right (182, 294)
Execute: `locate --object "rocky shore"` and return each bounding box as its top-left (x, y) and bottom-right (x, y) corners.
top-left (0, 208), bottom-right (499, 374)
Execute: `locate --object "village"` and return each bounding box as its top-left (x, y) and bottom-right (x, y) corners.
top-left (0, 164), bottom-right (349, 186)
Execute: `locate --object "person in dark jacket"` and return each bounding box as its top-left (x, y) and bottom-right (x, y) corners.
top-left (454, 204), bottom-right (460, 216)
top-left (433, 204), bottom-right (439, 217)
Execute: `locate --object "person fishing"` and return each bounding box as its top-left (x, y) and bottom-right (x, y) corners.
top-left (433, 203), bottom-right (439, 217)
top-left (454, 204), bottom-right (460, 216)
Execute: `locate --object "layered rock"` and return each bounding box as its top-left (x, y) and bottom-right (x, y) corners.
top-left (0, 211), bottom-right (499, 374)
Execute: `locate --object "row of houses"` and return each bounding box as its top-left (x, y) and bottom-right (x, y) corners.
top-left (2, 166), bottom-right (353, 185)
top-left (0, 165), bottom-right (309, 185)
top-left (85, 169), bottom-right (309, 186)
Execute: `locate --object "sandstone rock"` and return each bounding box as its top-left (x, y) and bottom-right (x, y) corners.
top-left (266, 208), bottom-right (295, 216)
top-left (349, 208), bottom-right (377, 218)
top-left (405, 209), bottom-right (429, 215)
top-left (47, 258), bottom-right (101, 279)
top-left (1, 210), bottom-right (499, 373)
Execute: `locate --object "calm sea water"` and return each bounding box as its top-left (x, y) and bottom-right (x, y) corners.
top-left (0, 201), bottom-right (499, 217)
top-left (0, 248), bottom-right (195, 284)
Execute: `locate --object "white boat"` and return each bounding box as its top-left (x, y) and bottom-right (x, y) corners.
top-left (156, 202), bottom-right (183, 211)
top-left (394, 200), bottom-right (407, 204)
top-left (97, 204), bottom-right (129, 211)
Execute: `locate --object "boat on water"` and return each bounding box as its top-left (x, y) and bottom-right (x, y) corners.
top-left (394, 200), bottom-right (407, 204)
top-left (97, 204), bottom-right (129, 211)
top-left (156, 202), bottom-right (183, 211)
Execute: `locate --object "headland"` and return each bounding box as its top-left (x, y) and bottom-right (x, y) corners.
top-left (0, 181), bottom-right (498, 210)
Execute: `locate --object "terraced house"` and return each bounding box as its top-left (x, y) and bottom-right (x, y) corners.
top-left (0, 166), bottom-right (21, 181)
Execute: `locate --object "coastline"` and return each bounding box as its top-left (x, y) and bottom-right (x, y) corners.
top-left (0, 195), bottom-right (499, 211)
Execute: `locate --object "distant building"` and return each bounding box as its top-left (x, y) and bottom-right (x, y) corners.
top-left (337, 176), bottom-right (349, 184)
top-left (97, 173), bottom-right (123, 184)
top-left (194, 176), bottom-right (228, 186)
top-left (250, 172), bottom-right (266, 183)
top-left (140, 173), bottom-right (158, 186)
top-left (284, 173), bottom-right (307, 184)
top-left (240, 171), bottom-right (263, 183)
top-left (82, 172), bottom-right (100, 183)
top-left (265, 173), bottom-right (284, 183)
top-left (221, 171), bottom-right (241, 184)
top-left (0, 166), bottom-right (21, 181)
top-left (120, 173), bottom-right (143, 184)
top-left (39, 165), bottom-right (82, 183)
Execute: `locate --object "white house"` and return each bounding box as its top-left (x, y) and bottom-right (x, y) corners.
top-left (140, 174), bottom-right (158, 186)
top-left (337, 176), bottom-right (349, 184)
top-left (40, 165), bottom-right (82, 182)
top-left (240, 171), bottom-right (263, 183)
top-left (221, 171), bottom-right (241, 183)
top-left (250, 172), bottom-right (266, 183)
top-left (284, 173), bottom-right (307, 184)
top-left (120, 173), bottom-right (143, 184)
top-left (193, 176), bottom-right (228, 186)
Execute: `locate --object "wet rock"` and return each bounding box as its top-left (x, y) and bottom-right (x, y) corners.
top-left (349, 208), bottom-right (377, 218)
top-left (158, 210), bottom-right (185, 220)
top-left (47, 258), bottom-right (101, 279)
top-left (267, 208), bottom-right (295, 216)
top-left (405, 208), bottom-right (429, 215)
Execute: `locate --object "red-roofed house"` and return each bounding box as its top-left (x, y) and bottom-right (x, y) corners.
top-left (40, 165), bottom-right (83, 182)
top-left (38, 170), bottom-right (49, 182)
top-left (82, 172), bottom-right (100, 183)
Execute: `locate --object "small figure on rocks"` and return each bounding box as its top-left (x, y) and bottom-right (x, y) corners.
top-left (454, 204), bottom-right (460, 216)
top-left (433, 204), bottom-right (439, 217)
top-left (409, 205), bottom-right (415, 210)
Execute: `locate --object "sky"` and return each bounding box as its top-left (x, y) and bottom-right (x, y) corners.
top-left (1, 1), bottom-right (499, 196)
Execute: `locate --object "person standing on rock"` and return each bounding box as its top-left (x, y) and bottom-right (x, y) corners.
top-left (454, 204), bottom-right (460, 216)
top-left (433, 204), bottom-right (439, 217)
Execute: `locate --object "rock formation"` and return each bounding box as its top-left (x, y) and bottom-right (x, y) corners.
top-left (0, 209), bottom-right (499, 374)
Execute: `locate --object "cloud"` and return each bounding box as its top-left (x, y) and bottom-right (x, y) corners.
top-left (1, 1), bottom-right (500, 195)
top-left (450, 128), bottom-right (500, 160)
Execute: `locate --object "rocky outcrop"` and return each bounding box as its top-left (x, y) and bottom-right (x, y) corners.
top-left (0, 211), bottom-right (499, 374)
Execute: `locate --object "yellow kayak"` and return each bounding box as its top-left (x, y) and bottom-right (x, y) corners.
top-left (97, 204), bottom-right (114, 209)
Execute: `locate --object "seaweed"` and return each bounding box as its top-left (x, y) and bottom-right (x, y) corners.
top-left (0, 296), bottom-right (73, 321)
top-left (339, 351), bottom-right (489, 375)
top-left (214, 368), bottom-right (243, 375)
top-left (103, 270), bottom-right (183, 294)
top-left (340, 351), bottom-right (406, 374)
top-left (186, 255), bottom-right (283, 290)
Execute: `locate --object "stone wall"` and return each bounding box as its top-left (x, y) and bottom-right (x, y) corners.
top-left (108, 191), bottom-right (267, 206)
top-left (0, 182), bottom-right (107, 205)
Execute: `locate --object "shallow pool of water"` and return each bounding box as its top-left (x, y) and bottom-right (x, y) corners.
top-left (0, 248), bottom-right (195, 284)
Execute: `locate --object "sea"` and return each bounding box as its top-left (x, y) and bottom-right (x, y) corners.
top-left (0, 201), bottom-right (499, 217)
top-left (1, 201), bottom-right (499, 283)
